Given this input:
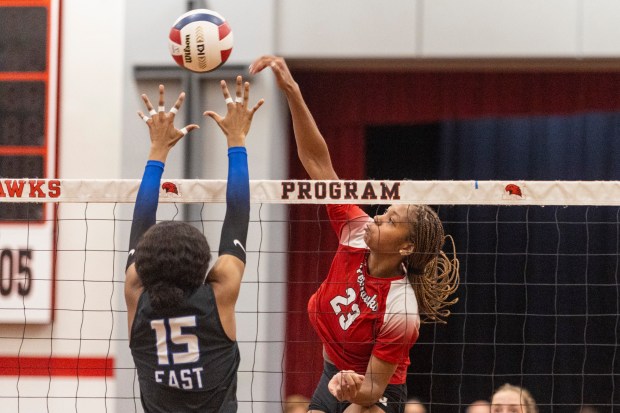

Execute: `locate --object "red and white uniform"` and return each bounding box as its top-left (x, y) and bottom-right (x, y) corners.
top-left (308, 204), bottom-right (420, 384)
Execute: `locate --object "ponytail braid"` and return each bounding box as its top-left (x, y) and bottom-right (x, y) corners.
top-left (404, 205), bottom-right (460, 324)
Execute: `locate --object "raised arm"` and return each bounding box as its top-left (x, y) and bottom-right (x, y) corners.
top-left (204, 76), bottom-right (264, 340)
top-left (250, 55), bottom-right (338, 180)
top-left (124, 85), bottom-right (198, 335)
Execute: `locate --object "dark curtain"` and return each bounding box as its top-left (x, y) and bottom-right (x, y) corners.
top-left (413, 114), bottom-right (620, 412)
top-left (285, 71), bottom-right (620, 412)
top-left (438, 112), bottom-right (620, 181)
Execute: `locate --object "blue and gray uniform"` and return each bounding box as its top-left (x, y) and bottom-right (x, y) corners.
top-left (130, 283), bottom-right (240, 413)
top-left (126, 147), bottom-right (249, 412)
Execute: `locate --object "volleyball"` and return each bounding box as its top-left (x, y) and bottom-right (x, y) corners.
top-left (168, 9), bottom-right (233, 73)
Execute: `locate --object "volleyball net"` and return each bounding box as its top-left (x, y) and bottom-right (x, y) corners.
top-left (0, 179), bottom-right (618, 413)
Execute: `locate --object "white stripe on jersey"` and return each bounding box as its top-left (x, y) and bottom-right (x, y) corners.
top-left (339, 216), bottom-right (373, 249)
top-left (382, 277), bottom-right (420, 335)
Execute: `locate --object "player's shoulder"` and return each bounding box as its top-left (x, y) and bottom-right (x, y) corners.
top-left (327, 204), bottom-right (370, 224)
top-left (207, 255), bottom-right (244, 283)
top-left (384, 278), bottom-right (418, 316)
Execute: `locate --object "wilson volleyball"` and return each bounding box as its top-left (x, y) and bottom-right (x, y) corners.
top-left (168, 9), bottom-right (233, 73)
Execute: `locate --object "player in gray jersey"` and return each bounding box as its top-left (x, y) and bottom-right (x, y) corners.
top-left (124, 77), bottom-right (263, 412)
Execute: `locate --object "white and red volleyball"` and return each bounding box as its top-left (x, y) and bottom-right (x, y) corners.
top-left (168, 9), bottom-right (233, 73)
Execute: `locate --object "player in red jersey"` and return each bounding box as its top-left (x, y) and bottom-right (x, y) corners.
top-left (251, 56), bottom-right (460, 413)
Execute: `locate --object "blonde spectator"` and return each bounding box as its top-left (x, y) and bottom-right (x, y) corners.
top-left (404, 397), bottom-right (427, 413)
top-left (467, 400), bottom-right (491, 413)
top-left (491, 384), bottom-right (537, 413)
top-left (284, 394), bottom-right (310, 413)
top-left (577, 406), bottom-right (600, 413)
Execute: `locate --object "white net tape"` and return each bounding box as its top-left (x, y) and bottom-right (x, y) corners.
top-left (1, 179), bottom-right (620, 205)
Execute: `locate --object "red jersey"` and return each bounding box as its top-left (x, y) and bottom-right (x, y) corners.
top-left (308, 204), bottom-right (420, 384)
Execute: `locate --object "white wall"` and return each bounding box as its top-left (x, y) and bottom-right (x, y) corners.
top-left (5, 0), bottom-right (620, 412)
top-left (278, 0), bottom-right (620, 59)
top-left (278, 0), bottom-right (422, 57)
top-left (59, 0), bottom-right (125, 178)
top-left (421, 0), bottom-right (581, 57)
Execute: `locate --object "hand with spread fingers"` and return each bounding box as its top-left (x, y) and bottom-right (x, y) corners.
top-left (137, 84), bottom-right (199, 162)
top-left (204, 75), bottom-right (264, 148)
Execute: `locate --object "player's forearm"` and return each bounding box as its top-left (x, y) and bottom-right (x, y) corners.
top-left (284, 87), bottom-right (336, 180)
top-left (126, 160), bottom-right (163, 268)
top-left (348, 378), bottom-right (388, 407)
top-left (218, 146), bottom-right (250, 263)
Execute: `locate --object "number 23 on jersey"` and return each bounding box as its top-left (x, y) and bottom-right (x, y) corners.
top-left (330, 288), bottom-right (361, 330)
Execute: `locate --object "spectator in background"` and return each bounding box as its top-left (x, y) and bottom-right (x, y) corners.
top-left (467, 400), bottom-right (491, 413)
top-left (491, 384), bottom-right (538, 413)
top-left (404, 397), bottom-right (427, 413)
top-left (576, 407), bottom-right (600, 413)
top-left (284, 394), bottom-right (310, 413)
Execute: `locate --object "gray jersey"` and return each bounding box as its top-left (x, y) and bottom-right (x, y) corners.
top-left (130, 283), bottom-right (240, 412)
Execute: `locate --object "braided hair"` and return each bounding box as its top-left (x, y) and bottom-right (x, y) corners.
top-left (402, 205), bottom-right (460, 324)
top-left (135, 221), bottom-right (211, 311)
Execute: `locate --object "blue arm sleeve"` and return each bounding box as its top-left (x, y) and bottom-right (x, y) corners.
top-left (218, 146), bottom-right (250, 263)
top-left (126, 160), bottom-right (164, 269)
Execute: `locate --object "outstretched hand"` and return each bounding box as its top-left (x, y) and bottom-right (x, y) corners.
top-left (137, 84), bottom-right (199, 162)
top-left (249, 55), bottom-right (298, 94)
top-left (204, 75), bottom-right (264, 147)
top-left (327, 370), bottom-right (365, 402)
